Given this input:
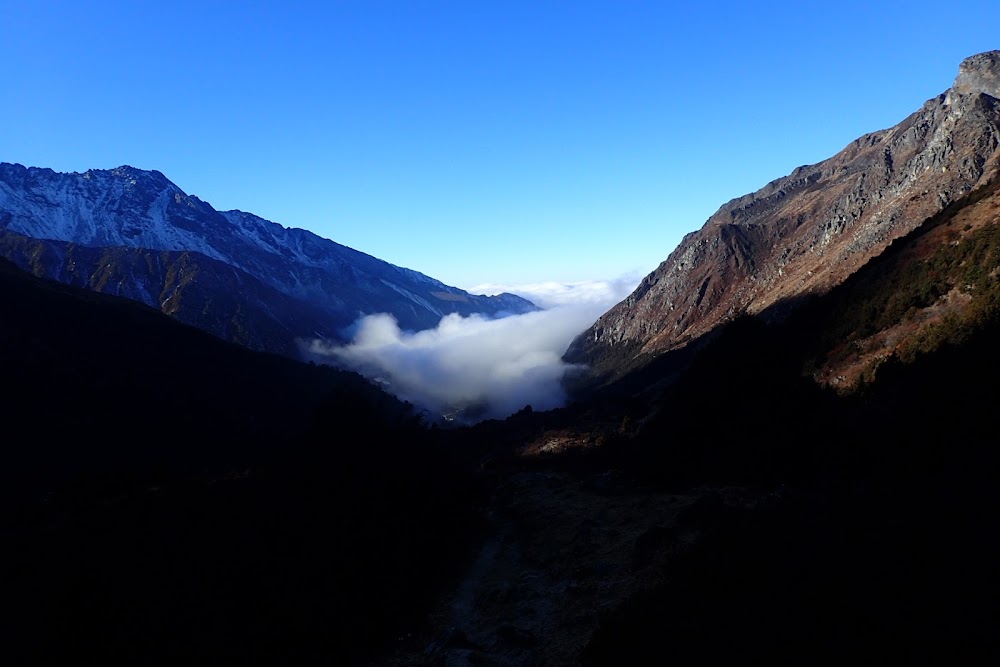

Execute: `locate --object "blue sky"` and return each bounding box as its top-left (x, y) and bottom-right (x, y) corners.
top-left (2, 1), bottom-right (996, 290)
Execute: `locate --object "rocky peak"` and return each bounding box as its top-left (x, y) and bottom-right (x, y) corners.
top-left (949, 50), bottom-right (1000, 100)
top-left (107, 165), bottom-right (173, 190)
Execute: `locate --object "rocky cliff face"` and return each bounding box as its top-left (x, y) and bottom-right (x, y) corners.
top-left (0, 164), bottom-right (536, 354)
top-left (566, 51), bottom-right (1000, 379)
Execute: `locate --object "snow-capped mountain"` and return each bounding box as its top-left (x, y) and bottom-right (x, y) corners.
top-left (0, 163), bottom-right (535, 353)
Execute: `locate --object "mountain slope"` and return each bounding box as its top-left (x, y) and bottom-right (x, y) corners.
top-left (0, 230), bottom-right (342, 356)
top-left (566, 51), bottom-right (1000, 382)
top-left (0, 163), bottom-right (535, 352)
top-left (797, 174), bottom-right (1000, 389)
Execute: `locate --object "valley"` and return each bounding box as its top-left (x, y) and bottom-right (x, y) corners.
top-left (4, 50), bottom-right (1000, 666)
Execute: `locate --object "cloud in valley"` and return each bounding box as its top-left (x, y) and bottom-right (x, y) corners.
top-left (305, 275), bottom-right (642, 422)
top-left (469, 274), bottom-right (642, 309)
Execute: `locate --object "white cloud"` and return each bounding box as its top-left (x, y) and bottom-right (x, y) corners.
top-left (468, 273), bottom-right (642, 309)
top-left (304, 307), bottom-right (588, 422)
top-left (305, 273), bottom-right (645, 423)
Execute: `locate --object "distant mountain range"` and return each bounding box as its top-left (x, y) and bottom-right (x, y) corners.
top-left (567, 50), bottom-right (1000, 384)
top-left (0, 163), bottom-right (535, 356)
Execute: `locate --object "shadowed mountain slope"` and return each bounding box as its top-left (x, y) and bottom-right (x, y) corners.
top-left (0, 257), bottom-right (487, 665)
top-left (0, 256), bottom-right (402, 489)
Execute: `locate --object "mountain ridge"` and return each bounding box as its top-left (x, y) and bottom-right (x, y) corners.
top-left (566, 50), bottom-right (1000, 382)
top-left (0, 162), bottom-right (535, 354)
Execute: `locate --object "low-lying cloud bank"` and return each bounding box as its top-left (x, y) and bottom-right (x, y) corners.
top-left (469, 273), bottom-right (643, 309)
top-left (305, 276), bottom-right (641, 422)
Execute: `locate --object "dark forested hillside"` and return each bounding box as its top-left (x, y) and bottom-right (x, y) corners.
top-left (1, 259), bottom-right (485, 665)
top-left (575, 308), bottom-right (1000, 664)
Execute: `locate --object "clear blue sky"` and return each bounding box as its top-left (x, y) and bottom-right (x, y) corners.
top-left (2, 1), bottom-right (996, 289)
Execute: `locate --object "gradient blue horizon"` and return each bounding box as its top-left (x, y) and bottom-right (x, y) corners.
top-left (2, 1), bottom-right (996, 290)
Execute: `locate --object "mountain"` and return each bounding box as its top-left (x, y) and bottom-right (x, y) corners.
top-left (0, 163), bottom-right (535, 355)
top-left (566, 51), bottom-right (1000, 383)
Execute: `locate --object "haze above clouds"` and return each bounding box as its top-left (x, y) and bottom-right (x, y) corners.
top-left (306, 276), bottom-right (640, 422)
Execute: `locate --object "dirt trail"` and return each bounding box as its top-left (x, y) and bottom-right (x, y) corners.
top-left (383, 470), bottom-right (700, 666)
